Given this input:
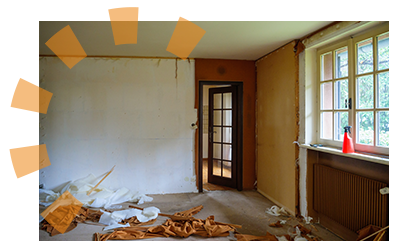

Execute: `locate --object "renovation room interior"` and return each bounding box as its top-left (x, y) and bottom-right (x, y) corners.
top-left (38, 21), bottom-right (389, 241)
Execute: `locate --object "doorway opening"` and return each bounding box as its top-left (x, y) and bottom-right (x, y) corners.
top-left (198, 81), bottom-right (243, 192)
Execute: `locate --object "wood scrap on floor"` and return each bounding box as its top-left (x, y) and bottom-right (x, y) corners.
top-left (41, 203), bottom-right (323, 241)
top-left (41, 207), bottom-right (104, 236)
top-left (94, 205), bottom-right (241, 241)
top-left (41, 206), bottom-right (158, 236)
top-left (235, 224), bottom-right (318, 241)
top-left (269, 221), bottom-right (283, 227)
top-left (357, 225), bottom-right (389, 241)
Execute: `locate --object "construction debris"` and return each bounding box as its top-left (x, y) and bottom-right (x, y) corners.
top-left (94, 205), bottom-right (240, 241)
top-left (269, 220), bottom-right (286, 227)
top-left (265, 205), bottom-right (289, 217)
top-left (39, 173), bottom-right (153, 209)
top-left (303, 216), bottom-right (313, 224)
top-left (40, 203), bottom-right (322, 241)
top-left (234, 232), bottom-right (278, 241)
top-left (357, 224), bottom-right (389, 241)
top-left (99, 206), bottom-right (160, 230)
top-left (235, 223), bottom-right (317, 241)
top-left (41, 207), bottom-right (104, 236)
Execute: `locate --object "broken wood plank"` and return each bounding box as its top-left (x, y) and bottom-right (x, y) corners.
top-left (87, 165), bottom-right (116, 195)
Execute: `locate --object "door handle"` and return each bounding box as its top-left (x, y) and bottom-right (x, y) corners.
top-left (209, 130), bottom-right (217, 142)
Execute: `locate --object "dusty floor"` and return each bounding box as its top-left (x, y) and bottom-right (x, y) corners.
top-left (39, 189), bottom-right (342, 241)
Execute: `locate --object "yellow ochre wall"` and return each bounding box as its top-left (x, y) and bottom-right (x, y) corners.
top-left (256, 41), bottom-right (297, 215)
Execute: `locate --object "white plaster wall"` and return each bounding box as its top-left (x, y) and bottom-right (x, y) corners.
top-left (39, 57), bottom-right (198, 194)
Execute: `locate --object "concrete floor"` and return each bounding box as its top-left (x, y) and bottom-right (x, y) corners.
top-left (39, 190), bottom-right (342, 241)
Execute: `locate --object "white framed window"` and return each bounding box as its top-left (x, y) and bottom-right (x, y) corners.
top-left (317, 23), bottom-right (389, 155)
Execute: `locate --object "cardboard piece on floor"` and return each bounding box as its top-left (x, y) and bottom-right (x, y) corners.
top-left (40, 191), bottom-right (83, 234)
top-left (94, 205), bottom-right (240, 241)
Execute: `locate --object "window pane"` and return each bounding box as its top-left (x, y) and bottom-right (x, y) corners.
top-left (357, 111), bottom-right (374, 145)
top-left (321, 112), bottom-right (332, 139)
top-left (334, 80), bottom-right (348, 109)
top-left (222, 161), bottom-right (232, 178)
top-left (223, 127), bottom-right (232, 143)
top-left (377, 33), bottom-right (389, 70)
top-left (223, 93), bottom-right (232, 109)
top-left (334, 112), bottom-right (348, 141)
top-left (213, 143), bottom-right (221, 158)
top-left (223, 110), bottom-right (232, 126)
top-left (356, 75), bottom-right (374, 109)
top-left (377, 72), bottom-right (389, 108)
top-left (223, 144), bottom-right (232, 160)
top-left (213, 111), bottom-right (221, 125)
top-left (377, 111), bottom-right (389, 147)
top-left (320, 82), bottom-right (332, 110)
top-left (212, 160), bottom-right (222, 176)
top-left (213, 93), bottom-right (222, 109)
top-left (321, 52), bottom-right (332, 81)
top-left (213, 127), bottom-right (221, 142)
top-left (357, 38), bottom-right (373, 74)
top-left (335, 47), bottom-right (348, 78)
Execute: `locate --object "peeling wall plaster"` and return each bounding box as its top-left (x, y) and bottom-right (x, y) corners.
top-left (39, 57), bottom-right (198, 194)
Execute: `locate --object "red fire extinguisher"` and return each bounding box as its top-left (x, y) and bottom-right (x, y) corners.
top-left (342, 126), bottom-right (354, 153)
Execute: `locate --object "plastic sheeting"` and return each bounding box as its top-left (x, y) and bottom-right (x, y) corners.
top-left (265, 205), bottom-right (288, 217)
top-left (99, 207), bottom-right (160, 231)
top-left (39, 173), bottom-right (153, 209)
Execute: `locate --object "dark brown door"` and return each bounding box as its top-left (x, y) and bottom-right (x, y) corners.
top-left (208, 86), bottom-right (237, 188)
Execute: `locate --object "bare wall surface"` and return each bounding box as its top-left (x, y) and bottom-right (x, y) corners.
top-left (256, 41), bottom-right (297, 214)
top-left (39, 57), bottom-right (198, 194)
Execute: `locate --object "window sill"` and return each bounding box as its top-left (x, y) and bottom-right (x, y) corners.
top-left (300, 144), bottom-right (389, 166)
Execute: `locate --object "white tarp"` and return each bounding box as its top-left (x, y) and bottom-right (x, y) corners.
top-left (99, 206), bottom-right (160, 230)
top-left (39, 173), bottom-right (153, 209)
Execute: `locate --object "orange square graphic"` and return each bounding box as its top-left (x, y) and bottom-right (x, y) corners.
top-left (41, 191), bottom-right (83, 234)
top-left (38, 144), bottom-right (50, 169)
top-left (45, 25), bottom-right (87, 69)
top-left (10, 144), bottom-right (51, 178)
top-left (109, 7), bottom-right (138, 45)
top-left (166, 17), bottom-right (206, 60)
top-left (11, 79), bottom-right (53, 114)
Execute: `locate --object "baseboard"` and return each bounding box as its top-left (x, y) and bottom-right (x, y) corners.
top-left (257, 188), bottom-right (295, 216)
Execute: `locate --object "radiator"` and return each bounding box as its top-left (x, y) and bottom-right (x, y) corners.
top-left (313, 164), bottom-right (389, 232)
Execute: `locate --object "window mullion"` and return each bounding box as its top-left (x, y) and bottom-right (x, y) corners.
top-left (348, 38), bottom-right (356, 146)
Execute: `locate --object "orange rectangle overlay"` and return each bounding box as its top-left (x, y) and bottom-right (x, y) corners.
top-left (166, 17), bottom-right (206, 60)
top-left (41, 191), bottom-right (83, 234)
top-left (10, 144), bottom-right (51, 178)
top-left (45, 25), bottom-right (87, 69)
top-left (108, 7), bottom-right (139, 21)
top-left (11, 79), bottom-right (53, 114)
top-left (109, 7), bottom-right (138, 45)
top-left (38, 144), bottom-right (50, 170)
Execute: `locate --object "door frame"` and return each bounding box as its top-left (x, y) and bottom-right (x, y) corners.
top-left (198, 81), bottom-right (243, 192)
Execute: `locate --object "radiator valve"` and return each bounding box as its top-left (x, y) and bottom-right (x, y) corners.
top-left (380, 187), bottom-right (389, 195)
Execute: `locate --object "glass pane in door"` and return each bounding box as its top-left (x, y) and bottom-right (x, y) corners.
top-left (222, 161), bottom-right (232, 178)
top-left (214, 93), bottom-right (222, 109)
top-left (223, 110), bottom-right (232, 126)
top-left (213, 127), bottom-right (221, 142)
top-left (223, 127), bottom-right (232, 143)
top-left (212, 160), bottom-right (222, 176)
top-left (223, 93), bottom-right (232, 108)
top-left (213, 143), bottom-right (221, 159)
top-left (213, 111), bottom-right (221, 125)
top-left (223, 144), bottom-right (232, 161)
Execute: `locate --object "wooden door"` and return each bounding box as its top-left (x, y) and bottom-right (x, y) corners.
top-left (208, 86), bottom-right (237, 188)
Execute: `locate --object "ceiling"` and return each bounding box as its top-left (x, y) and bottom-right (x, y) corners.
top-left (39, 21), bottom-right (333, 60)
